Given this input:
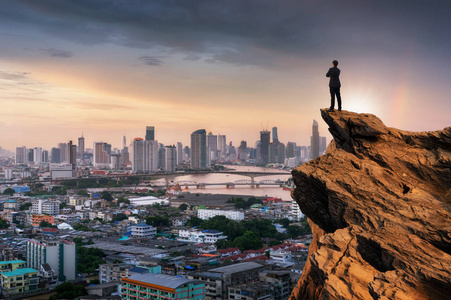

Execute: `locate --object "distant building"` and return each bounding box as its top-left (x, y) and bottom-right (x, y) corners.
top-left (207, 132), bottom-right (218, 161)
top-left (99, 263), bottom-right (131, 284)
top-left (217, 134), bottom-right (226, 158)
top-left (310, 120), bottom-right (320, 159)
top-left (32, 199), bottom-right (60, 215)
top-left (176, 142), bottom-right (183, 164)
top-left (31, 215), bottom-right (54, 227)
top-left (15, 146), bottom-right (27, 164)
top-left (178, 228), bottom-right (227, 244)
top-left (110, 153), bottom-right (122, 170)
top-left (191, 129), bottom-right (207, 169)
top-left (165, 145), bottom-right (177, 173)
top-left (272, 127), bottom-right (279, 144)
top-left (0, 268), bottom-right (39, 298)
top-left (145, 126), bottom-right (155, 141)
top-left (50, 147), bottom-right (61, 163)
top-left (132, 138), bottom-right (159, 173)
top-left (50, 163), bottom-right (74, 179)
top-left (33, 147), bottom-right (42, 164)
top-left (122, 273), bottom-right (205, 300)
top-left (78, 135), bottom-right (85, 155)
top-left (197, 209), bottom-right (244, 221)
top-left (4, 166), bottom-right (13, 180)
top-left (259, 130), bottom-right (270, 164)
top-left (93, 142), bottom-right (110, 167)
top-left (26, 239), bottom-right (76, 281)
top-left (131, 223), bottom-right (157, 238)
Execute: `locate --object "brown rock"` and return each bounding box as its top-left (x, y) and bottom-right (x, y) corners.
top-left (290, 109), bottom-right (451, 300)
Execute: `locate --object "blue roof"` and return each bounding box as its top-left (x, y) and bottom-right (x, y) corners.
top-left (2, 268), bottom-right (38, 277)
top-left (133, 223), bottom-right (150, 227)
top-left (5, 200), bottom-right (16, 203)
top-left (0, 260), bottom-right (26, 265)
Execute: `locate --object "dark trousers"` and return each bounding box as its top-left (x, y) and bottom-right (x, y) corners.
top-left (330, 87), bottom-right (342, 109)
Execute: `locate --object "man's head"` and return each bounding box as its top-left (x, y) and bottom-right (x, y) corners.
top-left (333, 60), bottom-right (338, 67)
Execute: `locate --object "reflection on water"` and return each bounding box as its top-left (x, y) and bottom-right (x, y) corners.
top-left (153, 166), bottom-right (293, 201)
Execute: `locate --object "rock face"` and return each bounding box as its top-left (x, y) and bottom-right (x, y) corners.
top-left (289, 110), bottom-right (451, 300)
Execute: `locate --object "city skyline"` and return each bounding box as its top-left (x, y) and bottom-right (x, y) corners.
top-left (1, 1), bottom-right (450, 150)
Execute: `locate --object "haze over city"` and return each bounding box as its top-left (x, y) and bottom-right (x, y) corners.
top-left (1, 0), bottom-right (450, 150)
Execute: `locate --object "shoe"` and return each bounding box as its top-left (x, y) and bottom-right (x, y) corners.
top-left (327, 108), bottom-right (334, 112)
top-left (338, 108), bottom-right (342, 111)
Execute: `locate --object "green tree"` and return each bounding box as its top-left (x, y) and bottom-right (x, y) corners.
top-left (117, 196), bottom-right (130, 206)
top-left (49, 282), bottom-right (87, 300)
top-left (276, 218), bottom-right (291, 228)
top-left (19, 203), bottom-right (32, 211)
top-left (300, 216), bottom-right (312, 235)
top-left (0, 219), bottom-right (9, 229)
top-left (287, 225), bottom-right (303, 238)
top-left (101, 191), bottom-right (113, 201)
top-left (59, 202), bottom-right (67, 209)
top-left (178, 203), bottom-right (189, 211)
top-left (77, 190), bottom-right (88, 196)
top-left (233, 231), bottom-right (263, 251)
top-left (39, 220), bottom-right (56, 228)
top-left (215, 239), bottom-right (232, 249)
top-left (146, 215), bottom-right (170, 227)
top-left (112, 213), bottom-right (128, 222)
top-left (185, 216), bottom-right (203, 227)
top-left (3, 188), bottom-right (15, 195)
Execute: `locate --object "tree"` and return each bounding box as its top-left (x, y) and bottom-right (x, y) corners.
top-left (146, 216), bottom-right (170, 227)
top-left (60, 202), bottom-right (67, 209)
top-left (49, 281), bottom-right (87, 300)
top-left (186, 216), bottom-right (203, 227)
top-left (300, 216), bottom-right (312, 235)
top-left (112, 213), bottom-right (128, 222)
top-left (101, 191), bottom-right (113, 201)
top-left (77, 190), bottom-right (88, 196)
top-left (0, 219), bottom-right (9, 229)
top-left (178, 203), bottom-right (189, 211)
top-left (3, 188), bottom-right (15, 195)
top-left (19, 203), bottom-right (32, 211)
top-left (287, 225), bottom-right (303, 238)
top-left (233, 231), bottom-right (263, 251)
top-left (117, 196), bottom-right (130, 206)
top-left (39, 220), bottom-right (56, 228)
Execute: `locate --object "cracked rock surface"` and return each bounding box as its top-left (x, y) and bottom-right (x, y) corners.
top-left (289, 110), bottom-right (451, 300)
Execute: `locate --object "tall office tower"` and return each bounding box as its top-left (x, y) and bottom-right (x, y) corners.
top-left (93, 142), bottom-right (110, 167)
top-left (69, 141), bottom-right (77, 167)
top-left (320, 136), bottom-right (327, 154)
top-left (277, 143), bottom-right (286, 163)
top-left (123, 136), bottom-right (126, 149)
top-left (42, 150), bottom-right (49, 163)
top-left (183, 146), bottom-right (190, 161)
top-left (110, 154), bottom-right (122, 170)
top-left (260, 130), bottom-right (270, 164)
top-left (132, 138), bottom-right (159, 173)
top-left (191, 129), bottom-right (207, 169)
top-left (176, 142), bottom-right (183, 164)
top-left (58, 142), bottom-right (70, 163)
top-left (33, 147), bottom-right (42, 164)
top-left (272, 127), bottom-right (279, 144)
top-left (238, 141), bottom-right (247, 161)
top-left (227, 142), bottom-right (236, 160)
top-left (78, 135), bottom-right (85, 155)
top-left (27, 149), bottom-right (34, 163)
top-left (165, 145), bottom-right (177, 173)
top-left (121, 147), bottom-right (130, 164)
top-left (310, 120), bottom-right (320, 159)
top-left (158, 144), bottom-right (165, 169)
top-left (286, 142), bottom-right (296, 158)
top-left (15, 147), bottom-right (27, 164)
top-left (207, 132), bottom-right (218, 161)
top-left (5, 166), bottom-right (13, 180)
top-left (268, 143), bottom-right (277, 163)
top-left (26, 239), bottom-right (76, 281)
top-left (145, 126), bottom-right (155, 141)
top-left (50, 147), bottom-right (61, 163)
top-left (217, 134), bottom-right (226, 158)
top-left (104, 143), bottom-right (112, 156)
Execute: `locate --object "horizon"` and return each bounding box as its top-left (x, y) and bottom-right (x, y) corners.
top-left (1, 1), bottom-right (450, 151)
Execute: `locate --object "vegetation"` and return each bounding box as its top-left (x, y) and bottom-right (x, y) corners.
top-left (73, 223), bottom-right (93, 231)
top-left (74, 237), bottom-right (106, 274)
top-left (146, 215), bottom-right (170, 227)
top-left (3, 188), bottom-right (15, 195)
top-left (39, 221), bottom-right (57, 228)
top-left (226, 197), bottom-right (263, 209)
top-left (0, 219), bottom-right (9, 229)
top-left (117, 196), bottom-right (130, 206)
top-left (112, 213), bottom-right (128, 222)
top-left (49, 282), bottom-right (87, 300)
top-left (19, 203), bottom-right (32, 211)
top-left (178, 203), bottom-right (189, 211)
top-left (101, 191), bottom-right (113, 201)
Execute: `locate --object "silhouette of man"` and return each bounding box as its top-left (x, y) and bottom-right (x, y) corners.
top-left (326, 60), bottom-right (341, 111)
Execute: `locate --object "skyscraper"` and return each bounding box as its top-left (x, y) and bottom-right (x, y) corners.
top-left (165, 145), bottom-right (177, 173)
top-left (238, 141), bottom-right (247, 161)
top-left (272, 127), bottom-right (279, 144)
top-left (50, 147), bottom-right (61, 163)
top-left (145, 126), bottom-right (155, 141)
top-left (123, 135), bottom-right (126, 149)
top-left (78, 135), bottom-right (85, 155)
top-left (259, 130), bottom-right (270, 164)
top-left (27, 149), bottom-right (34, 163)
top-left (310, 120), bottom-right (320, 159)
top-left (58, 143), bottom-right (70, 163)
top-left (93, 142), bottom-right (110, 167)
top-left (191, 129), bottom-right (207, 169)
top-left (277, 143), bottom-right (286, 163)
top-left (217, 134), bottom-right (226, 158)
top-left (15, 147), bottom-right (27, 164)
top-left (320, 136), bottom-right (327, 154)
top-left (176, 142), bottom-right (183, 164)
top-left (33, 147), bottom-right (42, 164)
top-left (132, 138), bottom-right (158, 173)
top-left (286, 142), bottom-right (296, 158)
top-left (207, 132), bottom-right (218, 161)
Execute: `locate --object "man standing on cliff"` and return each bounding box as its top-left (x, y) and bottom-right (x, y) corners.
top-left (326, 60), bottom-right (342, 111)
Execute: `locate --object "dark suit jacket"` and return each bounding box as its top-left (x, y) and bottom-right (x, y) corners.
top-left (326, 66), bottom-right (341, 88)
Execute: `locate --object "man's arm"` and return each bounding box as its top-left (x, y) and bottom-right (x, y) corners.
top-left (326, 68), bottom-right (331, 77)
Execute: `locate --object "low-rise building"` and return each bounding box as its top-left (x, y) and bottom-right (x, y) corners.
top-left (99, 263), bottom-right (131, 284)
top-left (178, 228), bottom-right (227, 244)
top-left (197, 209), bottom-right (244, 220)
top-left (131, 223), bottom-right (156, 238)
top-left (0, 260), bottom-right (27, 273)
top-left (122, 273), bottom-right (205, 300)
top-left (31, 215), bottom-right (54, 227)
top-left (0, 268), bottom-right (39, 298)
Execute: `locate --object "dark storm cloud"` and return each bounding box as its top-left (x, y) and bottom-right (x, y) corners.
top-left (138, 56), bottom-right (164, 66)
top-left (3, 0), bottom-right (451, 66)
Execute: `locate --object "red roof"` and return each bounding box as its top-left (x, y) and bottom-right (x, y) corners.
top-left (244, 255), bottom-right (268, 262)
top-left (217, 247), bottom-right (240, 254)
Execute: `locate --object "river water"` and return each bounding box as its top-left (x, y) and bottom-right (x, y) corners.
top-left (152, 166), bottom-right (294, 201)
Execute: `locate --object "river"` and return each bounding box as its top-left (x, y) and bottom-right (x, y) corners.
top-left (151, 166), bottom-right (293, 201)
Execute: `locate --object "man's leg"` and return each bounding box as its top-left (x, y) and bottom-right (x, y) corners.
top-left (330, 87), bottom-right (335, 109)
top-left (336, 88), bottom-right (342, 110)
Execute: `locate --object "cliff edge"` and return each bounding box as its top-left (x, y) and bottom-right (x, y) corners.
top-left (289, 110), bottom-right (451, 300)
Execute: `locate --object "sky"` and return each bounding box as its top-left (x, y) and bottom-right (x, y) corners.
top-left (1, 0), bottom-right (450, 151)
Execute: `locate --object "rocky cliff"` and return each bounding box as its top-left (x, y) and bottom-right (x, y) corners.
top-left (289, 110), bottom-right (451, 300)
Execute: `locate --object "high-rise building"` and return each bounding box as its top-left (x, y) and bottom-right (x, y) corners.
top-left (27, 149), bottom-right (34, 163)
top-left (320, 136), bottom-right (327, 154)
top-left (33, 147), bottom-right (42, 164)
top-left (268, 143), bottom-right (277, 163)
top-left (260, 130), bottom-right (270, 165)
top-left (93, 142), bottom-right (110, 167)
top-left (158, 144), bottom-right (165, 169)
top-left (42, 150), bottom-right (49, 163)
top-left (121, 147), bottom-right (130, 164)
top-left (176, 142), bottom-right (183, 164)
top-left (191, 129), bottom-right (207, 169)
top-left (217, 134), bottom-right (226, 158)
top-left (145, 126), bottom-right (155, 141)
top-left (50, 148), bottom-right (61, 163)
top-left (238, 141), bottom-right (247, 161)
top-left (58, 143), bottom-right (70, 163)
top-left (78, 135), bottom-right (85, 155)
top-left (286, 142), bottom-right (296, 158)
top-left (110, 154), bottom-right (122, 170)
top-left (123, 136), bottom-right (126, 149)
top-left (277, 143), bottom-right (286, 163)
top-left (165, 145), bottom-right (177, 173)
top-left (132, 138), bottom-right (158, 173)
top-left (15, 147), bottom-right (27, 164)
top-left (69, 141), bottom-right (76, 167)
top-left (26, 239), bottom-right (76, 281)
top-left (207, 132), bottom-right (218, 161)
top-left (272, 127), bottom-right (279, 144)
top-left (5, 166), bottom-right (13, 180)
top-left (310, 120), bottom-right (320, 159)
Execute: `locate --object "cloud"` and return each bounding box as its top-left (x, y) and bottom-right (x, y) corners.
top-left (0, 71), bottom-right (30, 81)
top-left (138, 56), bottom-right (164, 66)
top-left (70, 101), bottom-right (132, 111)
top-left (23, 47), bottom-right (73, 58)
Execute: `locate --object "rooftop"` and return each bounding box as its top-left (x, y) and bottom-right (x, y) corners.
top-left (209, 262), bottom-right (263, 274)
top-left (0, 260), bottom-right (26, 266)
top-left (2, 268), bottom-right (39, 277)
top-left (127, 273), bottom-right (203, 289)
